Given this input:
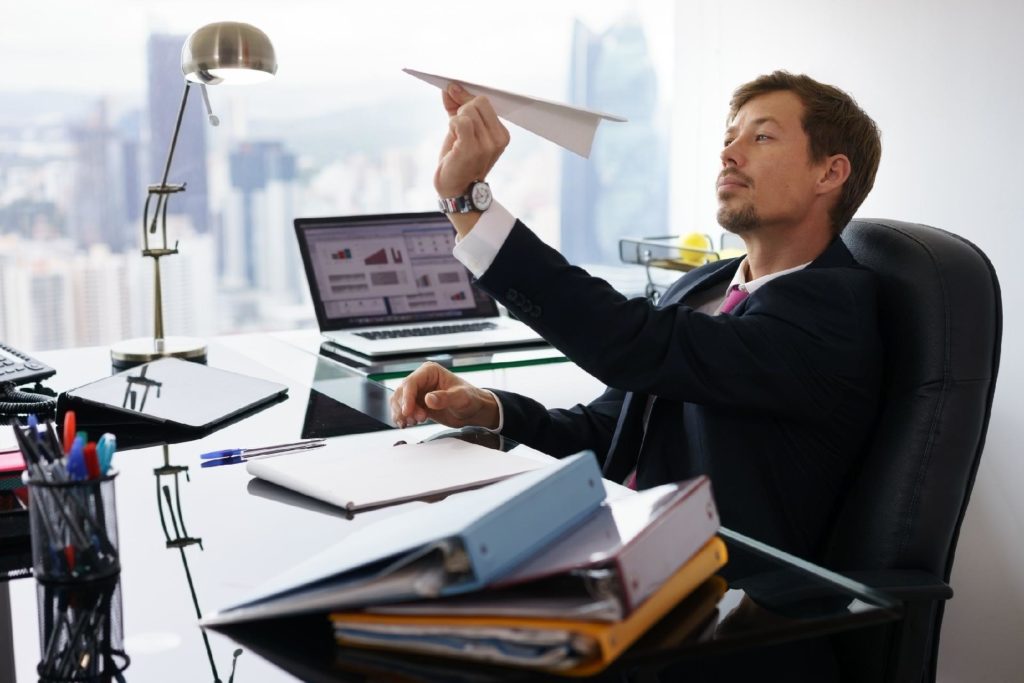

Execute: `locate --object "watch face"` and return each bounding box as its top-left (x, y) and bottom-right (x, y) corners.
top-left (470, 182), bottom-right (492, 211)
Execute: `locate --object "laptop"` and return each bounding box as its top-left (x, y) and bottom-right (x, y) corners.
top-left (295, 212), bottom-right (546, 358)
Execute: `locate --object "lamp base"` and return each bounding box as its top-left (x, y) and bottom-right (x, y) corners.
top-left (110, 336), bottom-right (207, 369)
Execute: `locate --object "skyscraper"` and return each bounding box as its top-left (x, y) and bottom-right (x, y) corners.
top-left (68, 101), bottom-right (133, 250)
top-left (0, 239), bottom-right (76, 350)
top-left (560, 16), bottom-right (668, 266)
top-left (117, 109), bottom-right (145, 227)
top-left (147, 33), bottom-right (210, 236)
top-left (72, 245), bottom-right (132, 347)
top-left (226, 141), bottom-right (300, 298)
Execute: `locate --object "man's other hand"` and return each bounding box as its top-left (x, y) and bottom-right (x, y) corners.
top-left (434, 83), bottom-right (510, 199)
top-left (390, 361), bottom-right (500, 430)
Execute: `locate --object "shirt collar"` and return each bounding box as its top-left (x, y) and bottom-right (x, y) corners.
top-left (727, 257), bottom-right (812, 296)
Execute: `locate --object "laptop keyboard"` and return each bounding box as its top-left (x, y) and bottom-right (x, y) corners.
top-left (354, 321), bottom-right (499, 340)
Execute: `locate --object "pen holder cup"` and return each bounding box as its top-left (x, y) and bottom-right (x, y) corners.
top-left (36, 572), bottom-right (130, 682)
top-left (25, 470), bottom-right (121, 583)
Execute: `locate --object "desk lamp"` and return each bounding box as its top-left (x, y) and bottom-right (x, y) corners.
top-left (111, 22), bottom-right (277, 368)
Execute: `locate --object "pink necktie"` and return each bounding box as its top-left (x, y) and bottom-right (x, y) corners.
top-left (720, 285), bottom-right (749, 315)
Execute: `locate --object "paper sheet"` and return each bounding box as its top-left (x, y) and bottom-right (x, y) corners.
top-left (404, 68), bottom-right (627, 158)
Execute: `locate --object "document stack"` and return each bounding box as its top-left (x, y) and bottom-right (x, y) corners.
top-left (203, 451), bottom-right (726, 675)
top-left (329, 477), bottom-right (725, 675)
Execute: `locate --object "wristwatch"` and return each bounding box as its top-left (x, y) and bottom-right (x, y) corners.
top-left (438, 181), bottom-right (492, 214)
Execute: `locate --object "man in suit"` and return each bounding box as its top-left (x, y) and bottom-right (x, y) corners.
top-left (390, 71), bottom-right (883, 566)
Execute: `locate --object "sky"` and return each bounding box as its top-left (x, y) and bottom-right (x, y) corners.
top-left (2, 0), bottom-right (674, 119)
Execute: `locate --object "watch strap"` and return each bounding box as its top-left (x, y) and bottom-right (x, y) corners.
top-left (438, 181), bottom-right (490, 214)
top-left (437, 195), bottom-right (475, 213)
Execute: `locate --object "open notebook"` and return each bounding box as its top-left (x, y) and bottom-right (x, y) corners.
top-left (246, 437), bottom-right (546, 512)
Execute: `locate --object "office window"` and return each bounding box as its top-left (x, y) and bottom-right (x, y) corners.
top-left (0, 1), bottom-right (672, 350)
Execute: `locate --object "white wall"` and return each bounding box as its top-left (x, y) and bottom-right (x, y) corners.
top-left (670, 1), bottom-right (1024, 680)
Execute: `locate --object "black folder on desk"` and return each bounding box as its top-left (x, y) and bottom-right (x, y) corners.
top-left (58, 357), bottom-right (288, 435)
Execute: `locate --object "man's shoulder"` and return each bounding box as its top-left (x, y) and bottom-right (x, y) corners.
top-left (764, 237), bottom-right (877, 290)
top-left (807, 235), bottom-right (863, 271)
top-left (756, 257), bottom-right (879, 322)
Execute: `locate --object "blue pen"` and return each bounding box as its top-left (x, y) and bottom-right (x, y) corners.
top-left (200, 439), bottom-right (325, 461)
top-left (200, 455), bottom-right (245, 468)
top-left (97, 434), bottom-right (116, 475)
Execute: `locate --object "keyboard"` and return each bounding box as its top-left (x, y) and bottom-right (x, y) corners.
top-left (354, 322), bottom-right (498, 340)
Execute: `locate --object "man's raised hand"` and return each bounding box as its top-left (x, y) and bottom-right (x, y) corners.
top-left (434, 83), bottom-right (510, 199)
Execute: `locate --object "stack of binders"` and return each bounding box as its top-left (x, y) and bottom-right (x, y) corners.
top-left (329, 477), bottom-right (726, 675)
top-left (202, 451), bottom-right (726, 675)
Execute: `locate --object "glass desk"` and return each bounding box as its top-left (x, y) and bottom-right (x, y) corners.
top-left (0, 334), bottom-right (901, 681)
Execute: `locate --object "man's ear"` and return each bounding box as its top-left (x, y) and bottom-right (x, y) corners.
top-left (817, 154), bottom-right (851, 196)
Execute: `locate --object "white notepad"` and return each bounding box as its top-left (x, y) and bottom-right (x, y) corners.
top-left (246, 438), bottom-right (546, 512)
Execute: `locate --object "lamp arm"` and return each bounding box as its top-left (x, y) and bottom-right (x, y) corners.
top-left (159, 82), bottom-right (191, 189)
top-left (149, 83), bottom-right (192, 234)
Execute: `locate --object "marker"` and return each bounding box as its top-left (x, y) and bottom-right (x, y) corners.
top-left (83, 443), bottom-right (100, 480)
top-left (62, 411), bottom-right (76, 455)
top-left (67, 438), bottom-right (86, 481)
top-left (97, 434), bottom-right (116, 475)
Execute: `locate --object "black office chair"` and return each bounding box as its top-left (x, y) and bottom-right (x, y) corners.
top-left (826, 219), bottom-right (1002, 683)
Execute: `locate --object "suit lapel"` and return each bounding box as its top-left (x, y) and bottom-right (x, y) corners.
top-left (603, 258), bottom-right (741, 480)
top-left (660, 258), bottom-right (741, 306)
top-left (601, 392), bottom-right (645, 481)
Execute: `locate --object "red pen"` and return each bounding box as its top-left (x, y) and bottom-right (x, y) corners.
top-left (63, 410), bottom-right (76, 455)
top-left (84, 442), bottom-right (100, 479)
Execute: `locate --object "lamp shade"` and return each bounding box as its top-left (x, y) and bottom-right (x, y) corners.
top-left (181, 21), bottom-right (277, 85)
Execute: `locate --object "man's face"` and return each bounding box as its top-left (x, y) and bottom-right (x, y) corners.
top-left (716, 90), bottom-right (824, 235)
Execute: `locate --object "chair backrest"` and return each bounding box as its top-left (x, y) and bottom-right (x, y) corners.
top-left (829, 219), bottom-right (1001, 681)
top-left (828, 219), bottom-right (1001, 577)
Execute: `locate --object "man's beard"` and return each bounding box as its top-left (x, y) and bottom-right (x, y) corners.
top-left (717, 203), bottom-right (761, 234)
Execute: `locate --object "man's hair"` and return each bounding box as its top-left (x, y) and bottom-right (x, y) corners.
top-left (728, 71), bottom-right (882, 234)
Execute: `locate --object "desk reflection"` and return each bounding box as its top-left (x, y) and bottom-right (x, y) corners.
top-left (122, 366), bottom-right (162, 413)
top-left (154, 445), bottom-right (243, 682)
top-left (301, 358), bottom-right (393, 440)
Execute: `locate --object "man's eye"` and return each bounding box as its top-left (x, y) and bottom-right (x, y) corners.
top-left (755, 134), bottom-right (771, 142)
top-left (723, 139), bottom-right (734, 147)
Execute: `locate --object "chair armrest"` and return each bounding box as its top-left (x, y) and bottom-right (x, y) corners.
top-left (841, 569), bottom-right (952, 601)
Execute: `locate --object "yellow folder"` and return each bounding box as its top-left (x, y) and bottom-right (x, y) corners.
top-left (332, 536), bottom-right (728, 676)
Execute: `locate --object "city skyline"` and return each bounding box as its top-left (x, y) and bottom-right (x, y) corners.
top-left (0, 5), bottom-right (674, 352)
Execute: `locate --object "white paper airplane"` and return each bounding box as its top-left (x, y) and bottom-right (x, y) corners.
top-left (404, 68), bottom-right (627, 158)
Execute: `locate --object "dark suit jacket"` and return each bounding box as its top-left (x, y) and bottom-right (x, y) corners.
top-left (478, 221), bottom-right (884, 561)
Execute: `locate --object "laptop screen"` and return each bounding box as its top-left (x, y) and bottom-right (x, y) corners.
top-left (295, 212), bottom-right (500, 331)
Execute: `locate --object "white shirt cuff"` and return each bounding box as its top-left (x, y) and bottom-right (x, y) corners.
top-left (482, 389), bottom-right (504, 433)
top-left (452, 200), bottom-right (515, 278)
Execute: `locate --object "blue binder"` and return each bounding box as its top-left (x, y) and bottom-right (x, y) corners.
top-left (203, 451), bottom-right (605, 627)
